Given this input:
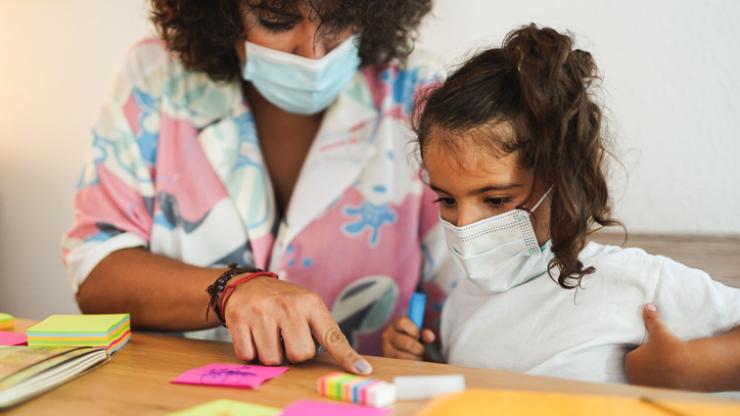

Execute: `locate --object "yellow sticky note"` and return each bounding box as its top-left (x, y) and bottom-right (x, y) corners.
top-left (28, 314), bottom-right (129, 334)
top-left (0, 313), bottom-right (13, 330)
top-left (418, 389), bottom-right (667, 416)
top-left (169, 399), bottom-right (281, 416)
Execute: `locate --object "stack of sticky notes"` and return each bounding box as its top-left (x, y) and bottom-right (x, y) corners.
top-left (27, 314), bottom-right (130, 353)
top-left (0, 313), bottom-right (13, 330)
top-left (317, 372), bottom-right (396, 408)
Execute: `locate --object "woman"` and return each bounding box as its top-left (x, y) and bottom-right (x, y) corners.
top-left (63, 0), bottom-right (456, 375)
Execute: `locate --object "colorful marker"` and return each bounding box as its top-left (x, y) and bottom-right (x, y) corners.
top-left (407, 292), bottom-right (426, 330)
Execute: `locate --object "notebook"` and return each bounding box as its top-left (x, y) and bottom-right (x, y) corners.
top-left (0, 346), bottom-right (109, 408)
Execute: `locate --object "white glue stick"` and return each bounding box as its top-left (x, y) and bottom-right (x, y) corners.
top-left (393, 374), bottom-right (465, 400)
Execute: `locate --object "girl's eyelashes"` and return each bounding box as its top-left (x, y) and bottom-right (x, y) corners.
top-left (432, 196), bottom-right (456, 207)
top-left (432, 196), bottom-right (511, 209)
top-left (484, 196), bottom-right (511, 208)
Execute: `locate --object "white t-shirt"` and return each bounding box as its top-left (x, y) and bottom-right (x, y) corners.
top-left (441, 242), bottom-right (740, 384)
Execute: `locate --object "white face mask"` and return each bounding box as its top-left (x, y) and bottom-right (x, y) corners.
top-left (242, 36), bottom-right (361, 115)
top-left (442, 188), bottom-right (553, 292)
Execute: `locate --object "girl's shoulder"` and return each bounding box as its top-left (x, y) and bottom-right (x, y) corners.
top-left (580, 241), bottom-right (658, 266)
top-left (578, 241), bottom-right (668, 289)
top-left (578, 241), bottom-right (723, 298)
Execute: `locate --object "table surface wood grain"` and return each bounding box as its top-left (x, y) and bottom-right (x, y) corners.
top-left (5, 318), bottom-right (738, 415)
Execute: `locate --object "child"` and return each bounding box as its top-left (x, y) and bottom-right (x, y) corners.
top-left (381, 24), bottom-right (740, 391)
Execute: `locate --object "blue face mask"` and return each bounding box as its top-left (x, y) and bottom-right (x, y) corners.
top-left (242, 36), bottom-right (361, 115)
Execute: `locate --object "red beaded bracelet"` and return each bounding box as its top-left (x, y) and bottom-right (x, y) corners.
top-left (218, 271), bottom-right (279, 325)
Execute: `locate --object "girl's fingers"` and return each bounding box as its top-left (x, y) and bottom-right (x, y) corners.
top-left (390, 331), bottom-right (425, 356)
top-left (421, 328), bottom-right (436, 344)
top-left (393, 316), bottom-right (420, 338)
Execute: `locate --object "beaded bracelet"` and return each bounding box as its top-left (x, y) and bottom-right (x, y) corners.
top-left (218, 271), bottom-right (278, 325)
top-left (206, 263), bottom-right (260, 325)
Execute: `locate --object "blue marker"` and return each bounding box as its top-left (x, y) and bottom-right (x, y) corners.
top-left (407, 292), bottom-right (426, 331)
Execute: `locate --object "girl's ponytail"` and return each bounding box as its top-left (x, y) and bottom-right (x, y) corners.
top-left (505, 25), bottom-right (620, 287)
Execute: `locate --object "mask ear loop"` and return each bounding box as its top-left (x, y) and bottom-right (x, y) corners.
top-left (530, 186), bottom-right (553, 213)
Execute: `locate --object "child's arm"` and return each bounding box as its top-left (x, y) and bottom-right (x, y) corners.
top-left (625, 304), bottom-right (740, 391)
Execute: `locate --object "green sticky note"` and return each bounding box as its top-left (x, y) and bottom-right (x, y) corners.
top-left (0, 313), bottom-right (12, 322)
top-left (28, 314), bottom-right (129, 335)
top-left (169, 399), bottom-right (281, 416)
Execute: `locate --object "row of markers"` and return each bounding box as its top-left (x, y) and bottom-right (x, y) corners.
top-left (318, 372), bottom-right (397, 408)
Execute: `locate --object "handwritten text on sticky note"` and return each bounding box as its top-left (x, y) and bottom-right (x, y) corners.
top-left (171, 363), bottom-right (288, 389)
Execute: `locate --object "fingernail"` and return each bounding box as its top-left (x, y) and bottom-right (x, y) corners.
top-left (354, 359), bottom-right (372, 375)
top-left (645, 303), bottom-right (657, 312)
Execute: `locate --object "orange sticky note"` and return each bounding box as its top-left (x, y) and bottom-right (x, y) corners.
top-left (418, 390), bottom-right (666, 416)
top-left (0, 313), bottom-right (13, 330)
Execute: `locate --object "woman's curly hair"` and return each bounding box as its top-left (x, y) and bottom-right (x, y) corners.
top-left (150, 0), bottom-right (432, 82)
top-left (415, 24), bottom-right (623, 289)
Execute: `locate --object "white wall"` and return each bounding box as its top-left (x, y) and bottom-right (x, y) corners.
top-left (0, 1), bottom-right (152, 317)
top-left (1, 0), bottom-right (739, 318)
top-left (416, 0), bottom-right (740, 235)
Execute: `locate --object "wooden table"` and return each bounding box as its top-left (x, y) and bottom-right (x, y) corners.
top-left (5, 319), bottom-right (738, 415)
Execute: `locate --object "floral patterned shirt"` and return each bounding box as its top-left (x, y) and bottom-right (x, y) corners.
top-left (62, 38), bottom-right (459, 354)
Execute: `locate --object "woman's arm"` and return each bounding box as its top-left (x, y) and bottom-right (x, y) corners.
top-left (77, 248), bottom-right (224, 330)
top-left (625, 304), bottom-right (740, 391)
top-left (78, 248), bottom-right (373, 375)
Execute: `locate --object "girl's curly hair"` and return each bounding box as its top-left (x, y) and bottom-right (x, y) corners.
top-left (415, 24), bottom-right (623, 289)
top-left (150, 0), bottom-right (432, 82)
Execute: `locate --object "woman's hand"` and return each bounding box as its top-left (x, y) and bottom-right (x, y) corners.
top-left (381, 316), bottom-right (436, 360)
top-left (625, 304), bottom-right (740, 391)
top-left (224, 276), bottom-right (372, 375)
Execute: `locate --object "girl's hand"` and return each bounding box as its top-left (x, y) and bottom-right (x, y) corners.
top-left (381, 316), bottom-right (436, 360)
top-left (626, 304), bottom-right (740, 391)
top-left (625, 304), bottom-right (692, 389)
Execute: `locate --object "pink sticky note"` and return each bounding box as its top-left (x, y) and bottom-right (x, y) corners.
top-left (171, 363), bottom-right (288, 388)
top-left (0, 331), bottom-right (27, 346)
top-left (281, 400), bottom-right (390, 416)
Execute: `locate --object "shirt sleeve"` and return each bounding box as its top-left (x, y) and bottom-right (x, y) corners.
top-left (61, 39), bottom-right (167, 292)
top-left (652, 255), bottom-right (740, 341)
